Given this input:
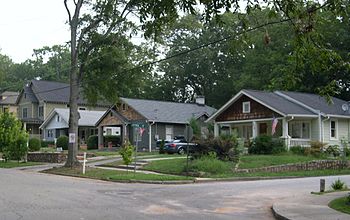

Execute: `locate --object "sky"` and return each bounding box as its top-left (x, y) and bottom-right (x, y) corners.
top-left (0, 0), bottom-right (70, 63)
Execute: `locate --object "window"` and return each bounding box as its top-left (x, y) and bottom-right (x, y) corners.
top-left (242, 101), bottom-right (250, 113)
top-left (289, 121), bottom-right (310, 139)
top-left (22, 108), bottom-right (28, 118)
top-left (122, 103), bottom-right (127, 111)
top-left (47, 130), bottom-right (54, 138)
top-left (330, 120), bottom-right (337, 139)
top-left (106, 128), bottom-right (112, 135)
top-left (57, 115), bottom-right (60, 122)
top-left (79, 107), bottom-right (86, 110)
top-left (38, 106), bottom-right (44, 117)
top-left (165, 125), bottom-right (173, 140)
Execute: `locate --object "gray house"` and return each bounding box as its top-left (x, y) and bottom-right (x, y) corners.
top-left (40, 108), bottom-right (105, 143)
top-left (16, 80), bottom-right (109, 139)
top-left (96, 97), bottom-right (216, 151)
top-left (207, 89), bottom-right (350, 148)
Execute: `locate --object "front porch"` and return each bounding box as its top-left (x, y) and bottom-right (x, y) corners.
top-left (214, 117), bottom-right (316, 148)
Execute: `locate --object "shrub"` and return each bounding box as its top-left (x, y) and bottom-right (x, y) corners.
top-left (41, 140), bottom-right (55, 148)
top-left (87, 135), bottom-right (98, 150)
top-left (290, 146), bottom-right (307, 155)
top-left (249, 135), bottom-right (286, 155)
top-left (331, 179), bottom-right (347, 190)
top-left (158, 139), bottom-right (165, 154)
top-left (28, 138), bottom-right (41, 152)
top-left (120, 141), bottom-right (134, 168)
top-left (104, 135), bottom-right (121, 147)
top-left (325, 145), bottom-right (341, 157)
top-left (56, 135), bottom-right (69, 150)
top-left (3, 133), bottom-right (28, 162)
top-left (195, 134), bottom-right (243, 161)
top-left (308, 141), bottom-right (327, 157)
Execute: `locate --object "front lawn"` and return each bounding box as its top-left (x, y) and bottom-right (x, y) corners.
top-left (238, 154), bottom-right (322, 169)
top-left (44, 167), bottom-right (193, 181)
top-left (142, 155), bottom-right (350, 178)
top-left (329, 196), bottom-right (350, 214)
top-left (0, 161), bottom-right (43, 168)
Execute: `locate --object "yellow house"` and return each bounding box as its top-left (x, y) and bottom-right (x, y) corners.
top-left (0, 91), bottom-right (19, 115)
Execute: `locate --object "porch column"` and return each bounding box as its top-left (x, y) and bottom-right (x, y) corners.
top-left (98, 126), bottom-right (103, 149)
top-left (23, 122), bottom-right (27, 131)
top-left (252, 121), bottom-right (257, 138)
top-left (149, 123), bottom-right (152, 152)
top-left (282, 118), bottom-right (290, 150)
top-left (214, 122), bottom-right (219, 137)
top-left (123, 123), bottom-right (128, 144)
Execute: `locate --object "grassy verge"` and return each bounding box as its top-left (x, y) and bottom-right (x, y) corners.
top-left (238, 154), bottom-right (323, 169)
top-left (142, 157), bottom-right (350, 178)
top-left (88, 151), bottom-right (119, 157)
top-left (329, 196), bottom-right (350, 214)
top-left (0, 161), bottom-right (43, 168)
top-left (44, 167), bottom-right (194, 181)
top-left (311, 189), bottom-right (350, 195)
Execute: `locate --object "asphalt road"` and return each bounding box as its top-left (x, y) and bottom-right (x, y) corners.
top-left (1, 168), bottom-right (350, 220)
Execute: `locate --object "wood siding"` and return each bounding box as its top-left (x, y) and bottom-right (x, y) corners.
top-left (216, 95), bottom-right (281, 122)
top-left (99, 112), bottom-right (125, 127)
top-left (116, 103), bottom-right (145, 121)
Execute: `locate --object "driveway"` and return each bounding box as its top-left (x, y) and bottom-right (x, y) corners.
top-left (1, 168), bottom-right (349, 220)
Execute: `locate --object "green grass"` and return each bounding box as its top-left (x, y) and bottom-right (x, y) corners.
top-left (329, 196), bottom-right (350, 214)
top-left (0, 161), bottom-right (43, 168)
top-left (89, 151), bottom-right (119, 157)
top-left (44, 167), bottom-right (193, 181)
top-left (238, 154), bottom-right (322, 169)
top-left (142, 156), bottom-right (350, 178)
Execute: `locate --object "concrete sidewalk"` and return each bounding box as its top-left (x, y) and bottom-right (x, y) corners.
top-left (272, 191), bottom-right (349, 220)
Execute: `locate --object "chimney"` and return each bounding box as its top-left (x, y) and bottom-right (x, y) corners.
top-left (195, 96), bottom-right (205, 106)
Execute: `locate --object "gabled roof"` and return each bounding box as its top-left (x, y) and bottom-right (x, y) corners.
top-left (17, 80), bottom-right (109, 106)
top-left (95, 106), bottom-right (130, 126)
top-left (277, 91), bottom-right (350, 116)
top-left (207, 89), bottom-right (350, 122)
top-left (40, 108), bottom-right (105, 129)
top-left (0, 91), bottom-right (19, 105)
top-left (120, 97), bottom-right (217, 124)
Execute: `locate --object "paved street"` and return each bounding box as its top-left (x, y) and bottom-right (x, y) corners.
top-left (1, 168), bottom-right (350, 220)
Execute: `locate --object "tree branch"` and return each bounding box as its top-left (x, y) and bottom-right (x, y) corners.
top-left (64, 0), bottom-right (72, 23)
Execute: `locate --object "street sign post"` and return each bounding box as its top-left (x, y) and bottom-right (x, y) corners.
top-left (131, 123), bottom-right (147, 175)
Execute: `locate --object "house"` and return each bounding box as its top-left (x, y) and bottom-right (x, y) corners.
top-left (206, 89), bottom-right (350, 148)
top-left (0, 91), bottom-right (19, 115)
top-left (39, 108), bottom-right (105, 143)
top-left (16, 80), bottom-right (109, 139)
top-left (95, 97), bottom-right (216, 151)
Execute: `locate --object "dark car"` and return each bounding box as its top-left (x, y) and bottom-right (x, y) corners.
top-left (164, 139), bottom-right (197, 154)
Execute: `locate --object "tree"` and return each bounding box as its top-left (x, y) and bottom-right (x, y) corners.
top-left (0, 112), bottom-right (28, 162)
top-left (63, 0), bottom-right (349, 167)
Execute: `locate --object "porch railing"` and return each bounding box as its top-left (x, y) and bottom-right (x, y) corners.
top-left (289, 139), bottom-right (311, 147)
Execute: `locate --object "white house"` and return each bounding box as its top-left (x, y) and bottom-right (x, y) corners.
top-left (207, 90), bottom-right (350, 148)
top-left (40, 108), bottom-right (105, 143)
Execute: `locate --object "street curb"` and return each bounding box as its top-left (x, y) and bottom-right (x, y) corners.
top-left (271, 205), bottom-right (290, 220)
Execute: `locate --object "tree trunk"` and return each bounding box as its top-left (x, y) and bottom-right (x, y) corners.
top-left (65, 3), bottom-right (82, 168)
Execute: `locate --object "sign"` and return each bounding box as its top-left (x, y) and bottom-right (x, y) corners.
top-left (131, 123), bottom-right (146, 128)
top-left (69, 133), bottom-right (76, 144)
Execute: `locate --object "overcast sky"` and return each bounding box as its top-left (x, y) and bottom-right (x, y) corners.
top-left (0, 0), bottom-right (69, 63)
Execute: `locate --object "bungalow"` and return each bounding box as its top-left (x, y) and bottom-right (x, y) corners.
top-left (95, 97), bottom-right (216, 151)
top-left (206, 90), bottom-right (350, 148)
top-left (39, 108), bottom-right (105, 143)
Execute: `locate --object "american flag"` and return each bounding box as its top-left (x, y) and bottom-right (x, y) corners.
top-left (271, 117), bottom-right (278, 135)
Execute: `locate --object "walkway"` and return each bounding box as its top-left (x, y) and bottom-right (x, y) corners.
top-left (272, 191), bottom-right (350, 220)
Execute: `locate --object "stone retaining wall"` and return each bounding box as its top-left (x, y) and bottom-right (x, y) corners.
top-left (235, 160), bottom-right (350, 173)
top-left (27, 152), bottom-right (67, 163)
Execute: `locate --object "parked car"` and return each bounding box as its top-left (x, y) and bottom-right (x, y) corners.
top-left (164, 139), bottom-right (198, 154)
